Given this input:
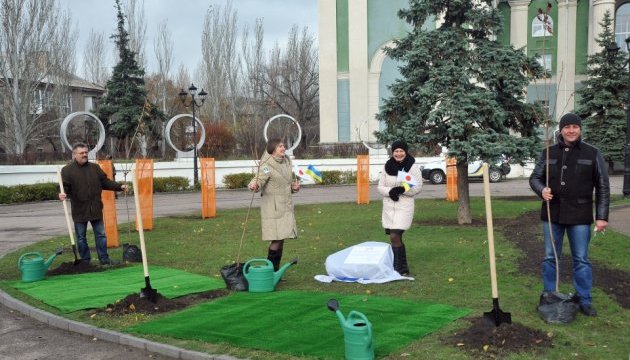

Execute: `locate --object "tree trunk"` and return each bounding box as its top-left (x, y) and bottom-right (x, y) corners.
top-left (456, 162), bottom-right (472, 224)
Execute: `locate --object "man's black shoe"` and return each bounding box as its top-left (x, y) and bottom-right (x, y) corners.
top-left (579, 304), bottom-right (597, 317)
top-left (100, 258), bottom-right (119, 266)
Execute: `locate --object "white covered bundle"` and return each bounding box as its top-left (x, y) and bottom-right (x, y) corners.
top-left (314, 241), bottom-right (414, 284)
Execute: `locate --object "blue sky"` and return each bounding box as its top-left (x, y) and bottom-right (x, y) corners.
top-left (57, 0), bottom-right (318, 75)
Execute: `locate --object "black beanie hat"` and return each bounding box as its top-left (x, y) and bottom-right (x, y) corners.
top-left (559, 113), bottom-right (582, 129)
top-left (391, 140), bottom-right (408, 153)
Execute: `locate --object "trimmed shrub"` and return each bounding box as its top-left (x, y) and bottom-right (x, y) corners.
top-left (223, 172), bottom-right (253, 189)
top-left (319, 170), bottom-right (357, 185)
top-left (0, 183), bottom-right (59, 204)
top-left (153, 177), bottom-right (191, 193)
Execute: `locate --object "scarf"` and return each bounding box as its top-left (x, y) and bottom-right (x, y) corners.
top-left (384, 155), bottom-right (415, 176)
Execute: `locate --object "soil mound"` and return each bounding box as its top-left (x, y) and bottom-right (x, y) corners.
top-left (444, 316), bottom-right (553, 358)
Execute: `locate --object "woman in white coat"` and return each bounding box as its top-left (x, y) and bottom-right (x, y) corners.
top-left (377, 140), bottom-right (422, 275)
top-left (248, 139), bottom-right (300, 270)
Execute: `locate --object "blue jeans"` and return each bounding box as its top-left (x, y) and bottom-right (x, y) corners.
top-left (542, 222), bottom-right (592, 305)
top-left (74, 219), bottom-right (109, 263)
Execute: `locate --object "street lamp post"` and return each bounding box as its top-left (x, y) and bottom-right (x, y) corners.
top-left (606, 38), bottom-right (630, 197)
top-left (178, 83), bottom-right (208, 186)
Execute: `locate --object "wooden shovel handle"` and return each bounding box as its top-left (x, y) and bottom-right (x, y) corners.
top-left (482, 163), bottom-right (499, 298)
top-left (57, 169), bottom-right (76, 246)
top-left (131, 169), bottom-right (150, 277)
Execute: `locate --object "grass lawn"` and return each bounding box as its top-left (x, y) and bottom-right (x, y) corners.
top-left (1, 197), bottom-right (628, 359)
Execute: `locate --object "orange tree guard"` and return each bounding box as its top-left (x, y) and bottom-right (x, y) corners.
top-left (446, 157), bottom-right (458, 202)
top-left (135, 159), bottom-right (154, 230)
top-left (97, 159), bottom-right (119, 248)
top-left (357, 155), bottom-right (370, 204)
top-left (200, 158), bottom-right (216, 218)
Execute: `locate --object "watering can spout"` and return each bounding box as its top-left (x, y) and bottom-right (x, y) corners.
top-left (273, 257), bottom-right (298, 286)
top-left (44, 248), bottom-right (63, 270)
top-left (326, 298), bottom-right (346, 326)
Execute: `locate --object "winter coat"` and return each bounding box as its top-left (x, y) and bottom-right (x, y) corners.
top-left (377, 156), bottom-right (423, 230)
top-left (250, 153), bottom-right (298, 241)
top-left (529, 136), bottom-right (610, 224)
top-left (61, 160), bottom-right (123, 223)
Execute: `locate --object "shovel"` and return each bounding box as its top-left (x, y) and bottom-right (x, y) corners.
top-left (481, 163), bottom-right (512, 327)
top-left (57, 169), bottom-right (80, 265)
top-left (131, 169), bottom-right (158, 303)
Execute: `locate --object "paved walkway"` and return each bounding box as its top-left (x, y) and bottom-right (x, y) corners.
top-left (1, 177), bottom-right (628, 359)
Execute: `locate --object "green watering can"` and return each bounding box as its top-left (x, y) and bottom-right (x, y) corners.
top-left (327, 298), bottom-right (374, 360)
top-left (242, 257), bottom-right (298, 293)
top-left (18, 249), bottom-right (63, 283)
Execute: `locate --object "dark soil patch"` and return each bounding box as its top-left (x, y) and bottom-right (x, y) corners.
top-left (47, 261), bottom-right (123, 276)
top-left (418, 211), bottom-right (630, 309)
top-left (430, 209), bottom-right (629, 357)
top-left (502, 211), bottom-right (630, 309)
top-left (444, 316), bottom-right (553, 358)
top-left (92, 289), bottom-right (230, 316)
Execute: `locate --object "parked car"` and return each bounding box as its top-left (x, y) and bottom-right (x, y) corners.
top-left (420, 157), bottom-right (511, 184)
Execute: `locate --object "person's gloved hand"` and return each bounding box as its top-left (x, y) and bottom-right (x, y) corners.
top-left (388, 186), bottom-right (405, 201)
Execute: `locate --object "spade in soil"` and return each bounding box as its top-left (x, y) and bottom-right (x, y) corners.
top-left (132, 169), bottom-right (158, 303)
top-left (481, 163), bottom-right (511, 326)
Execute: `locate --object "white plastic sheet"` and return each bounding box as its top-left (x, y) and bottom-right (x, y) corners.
top-left (314, 241), bottom-right (414, 284)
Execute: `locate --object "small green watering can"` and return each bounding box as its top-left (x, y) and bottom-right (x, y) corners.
top-left (243, 257), bottom-right (298, 293)
top-left (18, 249), bottom-right (63, 283)
top-left (327, 298), bottom-right (374, 360)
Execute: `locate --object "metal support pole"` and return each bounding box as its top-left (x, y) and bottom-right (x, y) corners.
top-left (624, 67), bottom-right (630, 197)
top-left (192, 100), bottom-right (198, 186)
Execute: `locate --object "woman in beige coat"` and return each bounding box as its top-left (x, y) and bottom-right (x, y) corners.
top-left (248, 139), bottom-right (300, 270)
top-left (377, 140), bottom-right (422, 275)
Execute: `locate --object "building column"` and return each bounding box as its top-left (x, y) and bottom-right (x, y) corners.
top-left (589, 0), bottom-right (616, 55)
top-left (556, 0), bottom-right (579, 115)
top-left (348, 0), bottom-right (369, 142)
top-left (318, 0), bottom-right (339, 143)
top-left (508, 0), bottom-right (531, 49)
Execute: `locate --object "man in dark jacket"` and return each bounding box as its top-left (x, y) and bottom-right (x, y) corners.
top-left (529, 113), bottom-right (610, 317)
top-left (59, 143), bottom-right (127, 265)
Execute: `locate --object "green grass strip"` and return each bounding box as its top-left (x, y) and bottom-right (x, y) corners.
top-left (10, 265), bottom-right (225, 313)
top-left (127, 290), bottom-right (470, 359)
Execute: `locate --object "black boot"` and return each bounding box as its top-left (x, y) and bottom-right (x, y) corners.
top-left (267, 248), bottom-right (283, 271)
top-left (392, 245), bottom-right (410, 276)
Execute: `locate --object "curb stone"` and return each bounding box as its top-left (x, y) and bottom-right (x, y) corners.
top-left (0, 288), bottom-right (244, 360)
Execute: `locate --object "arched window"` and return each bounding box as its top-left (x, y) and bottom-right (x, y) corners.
top-left (532, 13), bottom-right (553, 37)
top-left (616, 3), bottom-right (630, 50)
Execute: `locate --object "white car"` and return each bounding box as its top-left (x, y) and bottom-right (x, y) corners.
top-left (420, 158), bottom-right (511, 184)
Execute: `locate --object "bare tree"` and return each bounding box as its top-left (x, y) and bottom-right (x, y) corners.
top-left (237, 19), bottom-right (267, 157)
top-left (199, 1), bottom-right (240, 124)
top-left (124, 0), bottom-right (147, 69)
top-left (82, 30), bottom-right (110, 86)
top-left (153, 19), bottom-right (173, 156)
top-left (0, 0), bottom-right (77, 156)
top-left (262, 25), bottom-right (319, 147)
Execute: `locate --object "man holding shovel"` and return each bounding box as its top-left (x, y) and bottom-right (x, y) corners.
top-left (59, 143), bottom-right (128, 265)
top-left (529, 113), bottom-right (610, 317)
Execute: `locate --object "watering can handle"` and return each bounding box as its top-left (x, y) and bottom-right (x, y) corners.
top-left (18, 252), bottom-right (42, 267)
top-left (242, 259), bottom-right (273, 276)
top-left (348, 311), bottom-right (372, 340)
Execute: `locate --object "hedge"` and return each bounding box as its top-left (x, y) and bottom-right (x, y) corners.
top-left (0, 171), bottom-right (361, 204)
top-left (223, 173), bottom-right (253, 189)
top-left (0, 183), bottom-right (59, 204)
top-left (153, 177), bottom-right (191, 192)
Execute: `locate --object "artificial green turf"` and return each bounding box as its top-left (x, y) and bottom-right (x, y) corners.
top-left (126, 290), bottom-right (470, 359)
top-left (10, 265), bottom-right (225, 313)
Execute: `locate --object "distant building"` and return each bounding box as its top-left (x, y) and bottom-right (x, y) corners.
top-left (318, 0), bottom-right (625, 144)
top-left (0, 73), bottom-right (105, 158)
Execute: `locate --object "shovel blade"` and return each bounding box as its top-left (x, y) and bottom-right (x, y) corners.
top-left (140, 276), bottom-right (158, 303)
top-left (483, 298), bottom-right (512, 327)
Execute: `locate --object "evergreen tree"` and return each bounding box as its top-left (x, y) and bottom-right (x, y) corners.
top-left (576, 10), bottom-right (628, 166)
top-left (96, 0), bottom-right (163, 157)
top-left (376, 0), bottom-right (545, 223)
